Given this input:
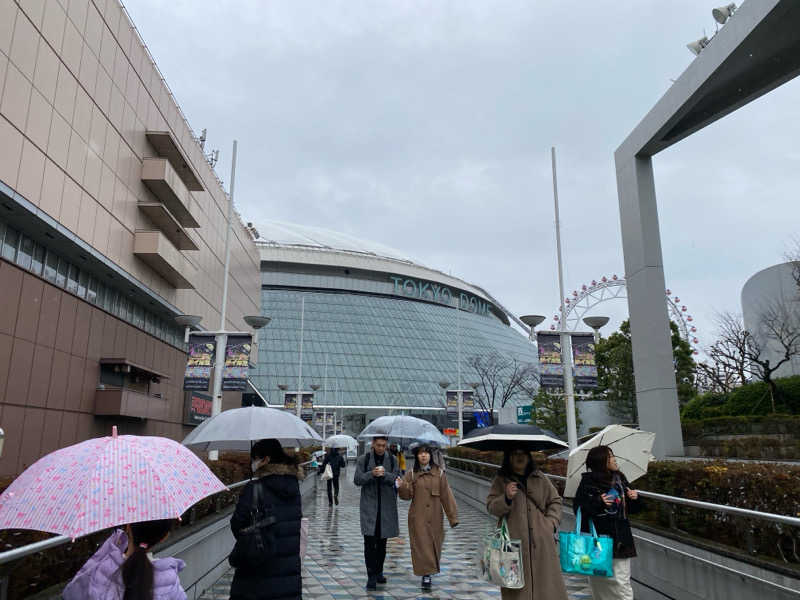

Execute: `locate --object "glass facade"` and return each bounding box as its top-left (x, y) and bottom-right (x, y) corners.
top-left (0, 218), bottom-right (183, 348)
top-left (251, 288), bottom-right (538, 409)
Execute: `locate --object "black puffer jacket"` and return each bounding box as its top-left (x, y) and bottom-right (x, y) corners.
top-left (230, 462), bottom-right (303, 600)
top-left (322, 450), bottom-right (346, 478)
top-left (573, 471), bottom-right (642, 559)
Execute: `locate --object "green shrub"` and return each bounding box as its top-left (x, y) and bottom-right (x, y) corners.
top-left (681, 391), bottom-right (726, 420)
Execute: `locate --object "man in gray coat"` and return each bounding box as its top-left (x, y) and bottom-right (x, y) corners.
top-left (354, 436), bottom-right (401, 590)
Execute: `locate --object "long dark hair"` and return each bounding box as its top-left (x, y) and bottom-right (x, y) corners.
top-left (499, 448), bottom-right (535, 479)
top-left (122, 519), bottom-right (173, 600)
top-left (585, 445), bottom-right (614, 486)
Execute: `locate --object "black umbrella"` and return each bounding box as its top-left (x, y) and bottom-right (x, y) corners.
top-left (457, 423), bottom-right (568, 452)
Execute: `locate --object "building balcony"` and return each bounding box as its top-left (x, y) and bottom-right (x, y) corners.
top-left (138, 202), bottom-right (199, 251)
top-left (94, 387), bottom-right (169, 420)
top-left (133, 230), bottom-right (196, 289)
top-left (145, 131), bottom-right (204, 192)
top-left (140, 158), bottom-right (200, 228)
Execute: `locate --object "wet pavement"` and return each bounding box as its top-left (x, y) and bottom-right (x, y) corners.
top-left (200, 469), bottom-right (592, 599)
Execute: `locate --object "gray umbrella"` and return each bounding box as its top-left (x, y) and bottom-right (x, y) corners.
top-left (181, 406), bottom-right (322, 451)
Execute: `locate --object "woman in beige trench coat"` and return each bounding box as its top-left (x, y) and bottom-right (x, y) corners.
top-left (486, 448), bottom-right (569, 600)
top-left (398, 445), bottom-right (459, 590)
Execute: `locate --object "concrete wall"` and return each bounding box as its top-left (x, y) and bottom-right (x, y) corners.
top-left (445, 468), bottom-right (800, 600)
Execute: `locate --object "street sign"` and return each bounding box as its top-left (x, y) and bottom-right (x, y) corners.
top-left (516, 405), bottom-right (532, 424)
top-left (443, 428), bottom-right (459, 436)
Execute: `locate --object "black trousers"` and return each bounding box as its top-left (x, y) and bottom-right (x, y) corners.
top-left (327, 477), bottom-right (340, 503)
top-left (363, 535), bottom-right (387, 576)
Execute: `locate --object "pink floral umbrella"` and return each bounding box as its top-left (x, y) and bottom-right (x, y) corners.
top-left (0, 427), bottom-right (226, 539)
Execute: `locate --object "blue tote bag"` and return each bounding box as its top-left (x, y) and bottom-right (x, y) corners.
top-left (559, 508), bottom-right (614, 578)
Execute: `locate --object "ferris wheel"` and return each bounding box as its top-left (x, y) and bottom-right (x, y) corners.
top-left (549, 275), bottom-right (700, 355)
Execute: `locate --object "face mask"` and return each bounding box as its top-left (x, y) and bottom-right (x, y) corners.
top-left (252, 458), bottom-right (264, 472)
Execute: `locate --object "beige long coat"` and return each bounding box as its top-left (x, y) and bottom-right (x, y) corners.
top-left (398, 466), bottom-right (459, 575)
top-left (486, 471), bottom-right (569, 600)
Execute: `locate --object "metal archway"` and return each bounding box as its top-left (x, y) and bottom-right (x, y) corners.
top-left (550, 275), bottom-right (699, 354)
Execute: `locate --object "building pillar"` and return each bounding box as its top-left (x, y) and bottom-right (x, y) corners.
top-left (615, 155), bottom-right (684, 457)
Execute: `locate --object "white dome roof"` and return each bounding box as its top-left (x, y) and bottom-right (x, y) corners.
top-left (254, 221), bottom-right (416, 264)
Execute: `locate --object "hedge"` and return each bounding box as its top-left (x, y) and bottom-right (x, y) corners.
top-left (445, 447), bottom-right (800, 569)
top-left (682, 376), bottom-right (800, 420)
top-left (0, 449), bottom-right (312, 600)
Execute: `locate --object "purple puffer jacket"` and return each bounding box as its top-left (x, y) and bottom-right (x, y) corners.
top-left (62, 529), bottom-right (187, 600)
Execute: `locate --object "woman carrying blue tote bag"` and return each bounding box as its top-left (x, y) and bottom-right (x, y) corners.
top-left (559, 508), bottom-right (613, 577)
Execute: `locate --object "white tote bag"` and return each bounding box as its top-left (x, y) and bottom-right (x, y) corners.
top-left (321, 464), bottom-right (333, 481)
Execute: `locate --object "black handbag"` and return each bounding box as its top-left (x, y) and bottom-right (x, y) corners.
top-left (229, 480), bottom-right (277, 569)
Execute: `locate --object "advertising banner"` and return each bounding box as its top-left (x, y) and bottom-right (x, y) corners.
top-left (516, 405), bottom-right (532, 424)
top-left (537, 332), bottom-right (564, 389)
top-left (446, 391), bottom-right (458, 418)
top-left (183, 336), bottom-right (216, 391)
top-left (283, 392), bottom-right (297, 412)
top-left (185, 391), bottom-right (212, 425)
top-left (571, 333), bottom-right (598, 390)
top-left (221, 335), bottom-right (252, 392)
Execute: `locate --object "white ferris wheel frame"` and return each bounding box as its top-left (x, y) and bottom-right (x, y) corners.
top-left (551, 277), bottom-right (699, 352)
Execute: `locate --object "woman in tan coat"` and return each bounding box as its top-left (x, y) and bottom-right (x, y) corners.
top-left (398, 445), bottom-right (459, 590)
top-left (486, 448), bottom-right (569, 600)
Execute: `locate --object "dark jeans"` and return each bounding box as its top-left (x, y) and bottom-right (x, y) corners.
top-left (363, 535), bottom-right (387, 576)
top-left (327, 477), bottom-right (340, 503)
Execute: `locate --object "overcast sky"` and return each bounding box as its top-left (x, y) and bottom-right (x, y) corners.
top-left (126, 0), bottom-right (800, 348)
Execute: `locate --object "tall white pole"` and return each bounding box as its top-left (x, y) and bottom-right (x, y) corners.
top-left (552, 147), bottom-right (578, 450)
top-left (296, 297), bottom-right (305, 418)
top-left (322, 354), bottom-right (328, 448)
top-left (457, 304), bottom-right (463, 441)
top-left (209, 140), bottom-right (237, 460)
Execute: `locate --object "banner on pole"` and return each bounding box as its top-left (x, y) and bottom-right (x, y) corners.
top-left (571, 333), bottom-right (598, 389)
top-left (185, 391), bottom-right (212, 425)
top-left (536, 332), bottom-right (564, 389)
top-left (222, 335), bottom-right (252, 391)
top-left (446, 391), bottom-right (458, 418)
top-left (183, 335), bottom-right (216, 391)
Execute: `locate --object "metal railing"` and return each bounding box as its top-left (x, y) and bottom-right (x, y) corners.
top-left (443, 455), bottom-right (800, 528)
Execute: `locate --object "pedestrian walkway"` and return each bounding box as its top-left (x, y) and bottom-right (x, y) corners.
top-left (200, 469), bottom-right (592, 599)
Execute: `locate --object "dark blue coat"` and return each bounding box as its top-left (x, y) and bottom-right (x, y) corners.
top-left (322, 450), bottom-right (346, 479)
top-left (229, 463), bottom-right (303, 600)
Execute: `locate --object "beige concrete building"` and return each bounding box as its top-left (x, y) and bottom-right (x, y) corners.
top-left (0, 0), bottom-right (261, 476)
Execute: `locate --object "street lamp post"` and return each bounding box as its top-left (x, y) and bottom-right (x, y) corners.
top-left (583, 316), bottom-right (610, 345)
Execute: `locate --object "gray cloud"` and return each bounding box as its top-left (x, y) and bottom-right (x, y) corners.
top-left (126, 0), bottom-right (800, 347)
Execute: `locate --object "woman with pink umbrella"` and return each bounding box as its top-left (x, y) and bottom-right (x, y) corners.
top-left (0, 427), bottom-right (226, 599)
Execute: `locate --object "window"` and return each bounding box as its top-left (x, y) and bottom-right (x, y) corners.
top-left (87, 277), bottom-right (98, 304)
top-left (55, 257), bottom-right (68, 288)
top-left (77, 270), bottom-right (89, 299)
top-left (15, 235), bottom-right (33, 270)
top-left (43, 251), bottom-right (58, 283)
top-left (31, 244), bottom-right (45, 276)
top-left (66, 264), bottom-right (79, 294)
top-left (2, 226), bottom-right (18, 261)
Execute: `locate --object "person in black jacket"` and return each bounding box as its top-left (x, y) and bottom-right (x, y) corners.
top-left (230, 439), bottom-right (303, 600)
top-left (573, 445), bottom-right (642, 600)
top-left (321, 446), bottom-right (347, 506)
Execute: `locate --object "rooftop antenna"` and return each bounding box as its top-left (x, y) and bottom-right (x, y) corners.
top-left (209, 149), bottom-right (220, 168)
top-left (199, 128), bottom-right (207, 150)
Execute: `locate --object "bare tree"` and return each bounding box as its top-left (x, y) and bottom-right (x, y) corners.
top-left (783, 240), bottom-right (800, 296)
top-left (468, 352), bottom-right (538, 424)
top-left (705, 308), bottom-right (800, 412)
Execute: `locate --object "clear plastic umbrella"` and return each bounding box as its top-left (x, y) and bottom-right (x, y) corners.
top-left (325, 434), bottom-right (357, 449)
top-left (182, 406), bottom-right (322, 451)
top-left (357, 415), bottom-right (450, 447)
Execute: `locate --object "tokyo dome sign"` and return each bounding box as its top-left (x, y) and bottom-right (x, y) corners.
top-left (390, 276), bottom-right (492, 316)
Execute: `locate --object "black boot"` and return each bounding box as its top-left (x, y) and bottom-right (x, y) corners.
top-left (334, 494), bottom-right (339, 505)
top-left (376, 573), bottom-right (387, 584)
top-left (366, 575), bottom-right (377, 590)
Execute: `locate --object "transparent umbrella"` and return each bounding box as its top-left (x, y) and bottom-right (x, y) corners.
top-left (325, 434), bottom-right (357, 449)
top-left (182, 406), bottom-right (322, 452)
top-left (358, 415), bottom-right (449, 447)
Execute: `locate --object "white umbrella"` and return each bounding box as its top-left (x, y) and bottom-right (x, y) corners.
top-left (358, 415), bottom-right (450, 447)
top-left (325, 434), bottom-right (357, 449)
top-left (564, 425), bottom-right (655, 498)
top-left (182, 406), bottom-right (322, 451)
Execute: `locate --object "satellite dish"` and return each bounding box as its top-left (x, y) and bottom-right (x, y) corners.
top-left (712, 3), bottom-right (736, 25)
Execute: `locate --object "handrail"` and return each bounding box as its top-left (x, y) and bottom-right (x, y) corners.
top-left (443, 456), bottom-right (800, 528)
top-left (0, 476), bottom-right (251, 566)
